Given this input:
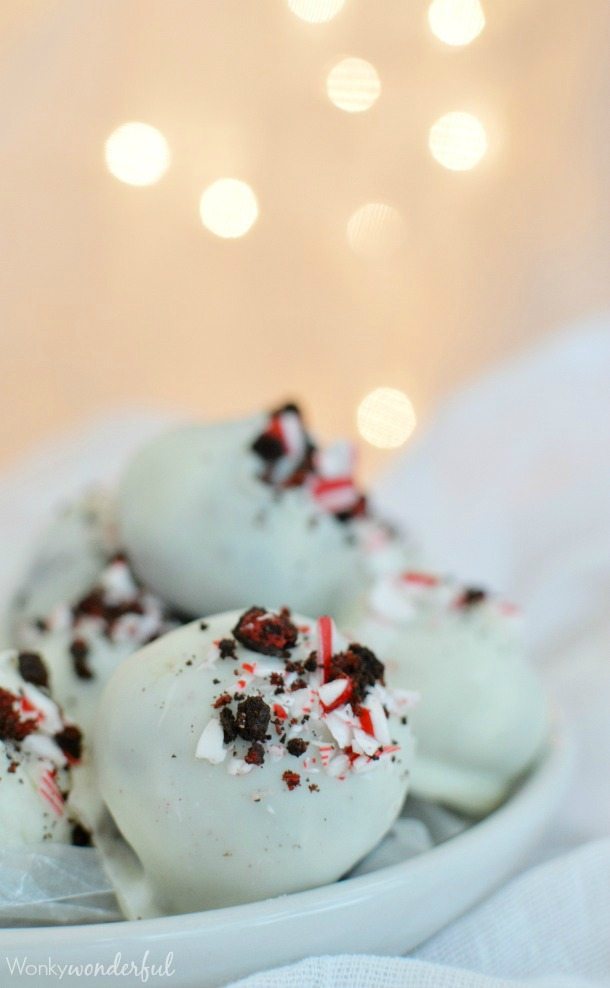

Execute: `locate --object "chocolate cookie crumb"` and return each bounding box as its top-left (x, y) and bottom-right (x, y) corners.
top-left (200, 622), bottom-right (209, 630)
top-left (282, 770), bottom-right (301, 791)
top-left (459, 587), bottom-right (487, 607)
top-left (327, 642), bottom-right (385, 706)
top-left (218, 638), bottom-right (237, 660)
top-left (235, 696), bottom-right (271, 741)
top-left (286, 738), bottom-right (308, 757)
top-left (55, 725), bottom-right (83, 762)
top-left (244, 741), bottom-right (265, 766)
top-left (17, 652), bottom-right (49, 689)
top-left (233, 607), bottom-right (298, 657)
top-left (70, 638), bottom-right (94, 680)
top-left (304, 653), bottom-right (318, 673)
top-left (308, 783), bottom-right (320, 793)
top-left (71, 823), bottom-right (93, 847)
top-left (219, 707), bottom-right (238, 743)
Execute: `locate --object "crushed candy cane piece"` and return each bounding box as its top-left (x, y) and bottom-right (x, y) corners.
top-left (195, 718), bottom-right (227, 764)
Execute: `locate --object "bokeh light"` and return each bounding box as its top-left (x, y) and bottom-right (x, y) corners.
top-left (428, 0), bottom-right (485, 46)
top-left (428, 112), bottom-right (488, 170)
top-left (199, 179), bottom-right (259, 239)
top-left (287, 0), bottom-right (346, 23)
top-left (346, 203), bottom-right (405, 257)
top-left (326, 57), bottom-right (381, 113)
top-left (357, 388), bottom-right (417, 449)
top-left (104, 122), bottom-right (171, 187)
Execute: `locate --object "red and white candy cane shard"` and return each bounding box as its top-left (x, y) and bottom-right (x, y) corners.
top-left (359, 696), bottom-right (391, 746)
top-left (318, 677), bottom-right (352, 713)
top-left (401, 571), bottom-right (439, 587)
top-left (266, 414), bottom-right (287, 451)
top-left (316, 616), bottom-right (336, 680)
top-left (267, 409), bottom-right (307, 483)
top-left (279, 409), bottom-right (306, 459)
top-left (38, 770), bottom-right (65, 817)
top-left (315, 441), bottom-right (356, 480)
top-left (381, 744), bottom-right (401, 757)
top-left (318, 744), bottom-right (334, 767)
top-left (310, 476), bottom-right (360, 515)
top-left (19, 695), bottom-right (41, 725)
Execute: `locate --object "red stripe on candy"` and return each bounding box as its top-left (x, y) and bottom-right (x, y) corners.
top-left (359, 708), bottom-right (375, 736)
top-left (401, 572), bottom-right (439, 587)
top-left (316, 616), bottom-right (334, 681)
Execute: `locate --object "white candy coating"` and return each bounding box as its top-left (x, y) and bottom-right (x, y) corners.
top-left (0, 650), bottom-right (76, 846)
top-left (16, 557), bottom-right (179, 733)
top-left (117, 415), bottom-right (369, 619)
top-left (94, 609), bottom-right (413, 917)
top-left (9, 489), bottom-right (118, 634)
top-left (354, 572), bottom-right (550, 815)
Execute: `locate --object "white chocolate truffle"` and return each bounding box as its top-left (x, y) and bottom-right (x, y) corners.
top-left (94, 607), bottom-right (415, 917)
top-left (117, 406), bottom-right (369, 619)
top-left (9, 489), bottom-right (118, 634)
top-left (16, 555), bottom-right (180, 733)
top-left (355, 572), bottom-right (549, 815)
top-left (0, 649), bottom-right (83, 846)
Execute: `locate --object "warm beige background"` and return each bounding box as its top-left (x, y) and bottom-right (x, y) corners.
top-left (1, 0), bottom-right (609, 475)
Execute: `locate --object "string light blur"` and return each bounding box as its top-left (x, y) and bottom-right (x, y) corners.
top-left (199, 179), bottom-right (259, 239)
top-left (287, 0), bottom-right (346, 23)
top-left (428, 0), bottom-right (485, 46)
top-left (428, 112), bottom-right (488, 170)
top-left (326, 58), bottom-right (381, 113)
top-left (357, 388), bottom-right (417, 449)
top-left (104, 122), bottom-right (170, 187)
top-left (347, 203), bottom-right (405, 258)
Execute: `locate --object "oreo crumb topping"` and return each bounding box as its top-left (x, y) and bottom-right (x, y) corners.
top-left (251, 431), bottom-right (284, 463)
top-left (196, 611), bottom-right (410, 790)
top-left (327, 643), bottom-right (385, 706)
top-left (251, 403), bottom-right (316, 488)
top-left (219, 707), bottom-right (238, 744)
top-left (304, 653), bottom-right (318, 673)
top-left (218, 638), bottom-right (237, 660)
top-left (282, 770), bottom-right (301, 791)
top-left (71, 823), bottom-right (93, 847)
top-left (54, 725), bottom-right (83, 762)
top-left (250, 402), bottom-right (367, 522)
top-left (235, 696), bottom-right (271, 741)
top-left (335, 494), bottom-right (367, 524)
top-left (0, 688), bottom-right (37, 742)
top-left (70, 638), bottom-right (94, 681)
top-left (233, 607), bottom-right (298, 657)
top-left (17, 652), bottom-right (49, 689)
top-left (459, 587), bottom-right (488, 607)
top-left (244, 741), bottom-right (265, 766)
top-left (286, 738), bottom-right (308, 758)
top-left (308, 783), bottom-right (320, 793)
top-left (72, 580), bottom-right (143, 633)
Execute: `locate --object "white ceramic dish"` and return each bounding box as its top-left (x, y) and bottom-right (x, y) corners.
top-left (0, 722), bottom-right (572, 988)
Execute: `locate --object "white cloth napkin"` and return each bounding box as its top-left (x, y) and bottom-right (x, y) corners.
top-left (227, 315), bottom-right (610, 987)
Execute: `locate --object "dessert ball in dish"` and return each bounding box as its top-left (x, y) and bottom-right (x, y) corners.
top-left (118, 404), bottom-right (370, 619)
top-left (9, 489), bottom-right (118, 635)
top-left (94, 606), bottom-right (416, 917)
top-left (355, 572), bottom-right (549, 816)
top-left (0, 648), bottom-right (85, 846)
top-left (15, 554), bottom-right (181, 733)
